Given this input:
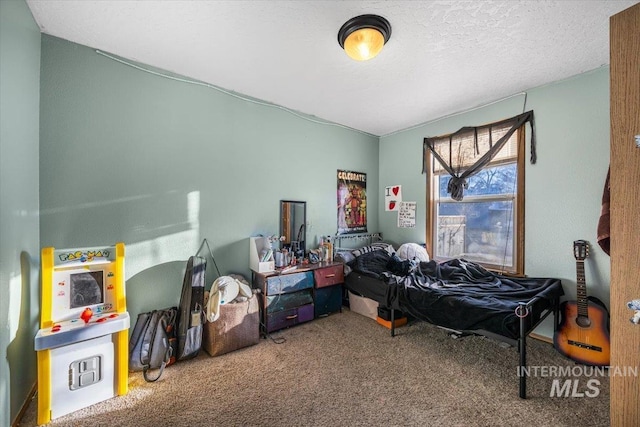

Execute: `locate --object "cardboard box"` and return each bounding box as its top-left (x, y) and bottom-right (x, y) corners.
top-left (376, 316), bottom-right (407, 329)
top-left (348, 291), bottom-right (378, 320)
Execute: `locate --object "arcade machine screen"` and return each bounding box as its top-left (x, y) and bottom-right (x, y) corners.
top-left (70, 271), bottom-right (104, 309)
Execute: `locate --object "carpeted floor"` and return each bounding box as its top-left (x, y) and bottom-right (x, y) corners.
top-left (20, 309), bottom-right (609, 426)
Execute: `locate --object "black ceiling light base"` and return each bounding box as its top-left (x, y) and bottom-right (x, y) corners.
top-left (337, 14), bottom-right (392, 49)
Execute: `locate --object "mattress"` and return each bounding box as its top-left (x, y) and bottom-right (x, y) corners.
top-left (345, 272), bottom-right (388, 305)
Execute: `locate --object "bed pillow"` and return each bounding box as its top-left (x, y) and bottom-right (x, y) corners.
top-left (334, 251), bottom-right (355, 276)
top-left (396, 243), bottom-right (429, 262)
top-left (351, 242), bottom-right (395, 258)
top-left (335, 250), bottom-right (355, 264)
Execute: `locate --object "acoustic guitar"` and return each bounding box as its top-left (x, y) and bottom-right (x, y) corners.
top-left (554, 240), bottom-right (610, 366)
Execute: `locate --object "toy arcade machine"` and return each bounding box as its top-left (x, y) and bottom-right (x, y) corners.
top-left (35, 243), bottom-right (130, 424)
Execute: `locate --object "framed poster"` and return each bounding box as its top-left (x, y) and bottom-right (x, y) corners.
top-left (337, 170), bottom-right (367, 234)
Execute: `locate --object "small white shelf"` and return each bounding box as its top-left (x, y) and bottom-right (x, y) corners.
top-left (249, 237), bottom-right (275, 273)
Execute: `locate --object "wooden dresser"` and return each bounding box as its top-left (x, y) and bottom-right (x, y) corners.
top-left (252, 262), bottom-right (344, 334)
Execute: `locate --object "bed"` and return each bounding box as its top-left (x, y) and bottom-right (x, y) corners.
top-left (337, 240), bottom-right (564, 399)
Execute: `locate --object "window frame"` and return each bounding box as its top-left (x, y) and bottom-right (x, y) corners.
top-left (426, 126), bottom-right (526, 276)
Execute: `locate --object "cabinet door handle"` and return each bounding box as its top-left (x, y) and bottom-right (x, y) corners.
top-left (285, 314), bottom-right (298, 320)
top-left (324, 274), bottom-right (336, 278)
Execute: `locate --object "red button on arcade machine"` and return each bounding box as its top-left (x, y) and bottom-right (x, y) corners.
top-left (80, 307), bottom-right (93, 323)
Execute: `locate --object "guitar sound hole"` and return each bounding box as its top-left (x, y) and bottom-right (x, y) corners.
top-left (576, 316), bottom-right (591, 328)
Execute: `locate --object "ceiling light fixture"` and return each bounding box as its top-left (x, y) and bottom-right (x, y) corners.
top-left (338, 14), bottom-right (392, 61)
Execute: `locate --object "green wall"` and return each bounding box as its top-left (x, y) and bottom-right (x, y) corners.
top-left (379, 68), bottom-right (611, 337)
top-left (39, 35), bottom-right (379, 329)
top-left (1, 7), bottom-right (613, 420)
top-left (0, 0), bottom-right (41, 425)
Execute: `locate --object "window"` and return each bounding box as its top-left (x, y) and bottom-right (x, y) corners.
top-left (424, 113), bottom-right (532, 275)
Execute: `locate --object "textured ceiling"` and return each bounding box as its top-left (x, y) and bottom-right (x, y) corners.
top-left (26, 0), bottom-right (639, 136)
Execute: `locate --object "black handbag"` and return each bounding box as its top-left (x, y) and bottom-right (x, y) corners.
top-left (129, 307), bottom-right (177, 382)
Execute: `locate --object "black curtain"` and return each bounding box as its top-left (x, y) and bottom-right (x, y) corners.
top-left (423, 111), bottom-right (535, 201)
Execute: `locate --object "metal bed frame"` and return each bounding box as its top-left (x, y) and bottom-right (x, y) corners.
top-left (333, 233), bottom-right (561, 399)
top-left (385, 293), bottom-right (560, 399)
top-left (333, 232), bottom-right (383, 254)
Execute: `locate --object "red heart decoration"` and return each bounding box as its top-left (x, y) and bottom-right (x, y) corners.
top-left (389, 201), bottom-right (396, 210)
top-left (392, 186), bottom-right (399, 196)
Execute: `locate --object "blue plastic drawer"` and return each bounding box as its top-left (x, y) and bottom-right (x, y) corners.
top-left (264, 290), bottom-right (313, 313)
top-left (264, 271), bottom-right (313, 295)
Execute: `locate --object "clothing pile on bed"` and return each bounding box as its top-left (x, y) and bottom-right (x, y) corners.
top-left (346, 247), bottom-right (563, 339)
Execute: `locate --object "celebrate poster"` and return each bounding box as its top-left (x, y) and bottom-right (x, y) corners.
top-left (337, 170), bottom-right (367, 235)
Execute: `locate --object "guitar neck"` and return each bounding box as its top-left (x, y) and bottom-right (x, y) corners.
top-left (576, 260), bottom-right (589, 318)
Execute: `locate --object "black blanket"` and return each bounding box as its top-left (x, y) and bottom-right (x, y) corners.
top-left (348, 250), bottom-right (563, 338)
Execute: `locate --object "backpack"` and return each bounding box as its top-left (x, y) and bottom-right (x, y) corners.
top-left (129, 307), bottom-right (178, 382)
top-left (176, 255), bottom-right (206, 361)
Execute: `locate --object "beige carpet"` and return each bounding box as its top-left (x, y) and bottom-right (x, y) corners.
top-left (20, 309), bottom-right (609, 427)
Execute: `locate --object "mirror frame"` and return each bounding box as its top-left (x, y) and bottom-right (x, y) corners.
top-left (280, 200), bottom-right (306, 255)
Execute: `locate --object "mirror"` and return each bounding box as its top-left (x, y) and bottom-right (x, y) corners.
top-left (280, 200), bottom-right (306, 256)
